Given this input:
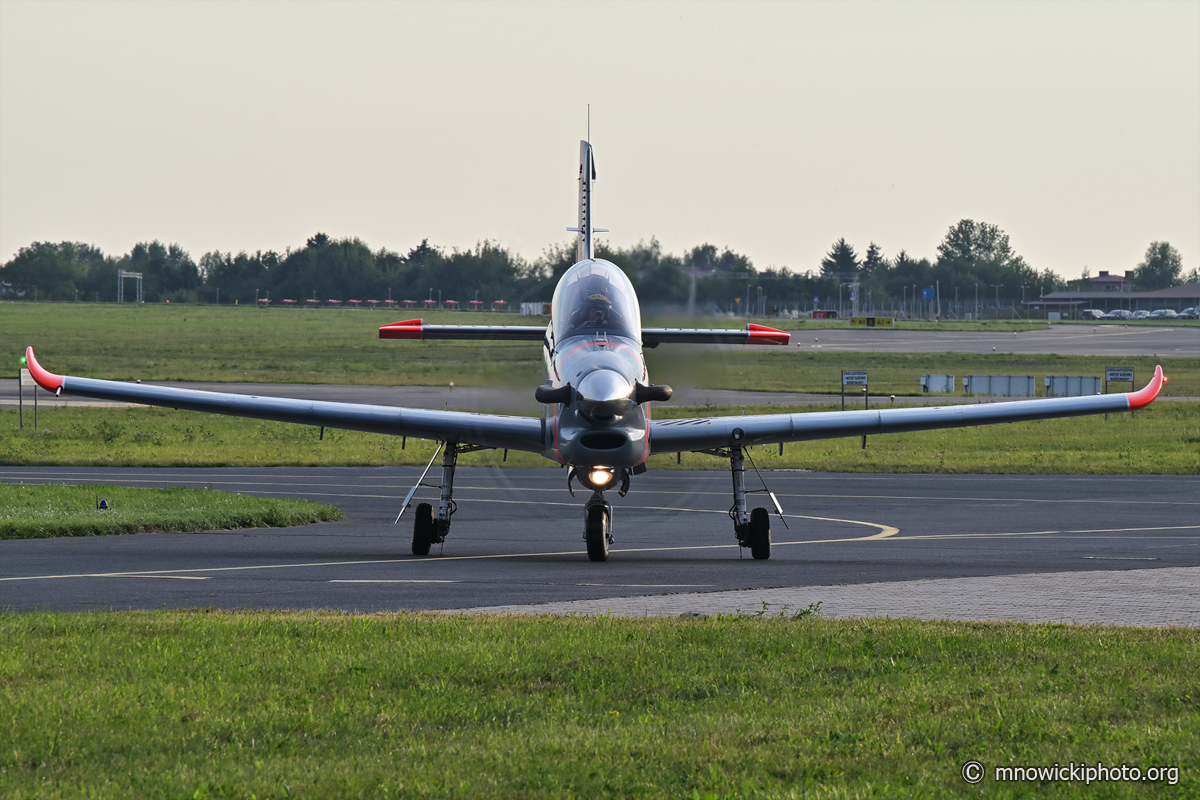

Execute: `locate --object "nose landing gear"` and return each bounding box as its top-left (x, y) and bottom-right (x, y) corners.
top-left (584, 491), bottom-right (613, 561)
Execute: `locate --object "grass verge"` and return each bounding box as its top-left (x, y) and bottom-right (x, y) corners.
top-left (2, 402), bottom-right (1197, 474)
top-left (6, 304), bottom-right (1197, 394)
top-left (1, 611), bottom-right (1196, 799)
top-left (0, 483), bottom-right (341, 539)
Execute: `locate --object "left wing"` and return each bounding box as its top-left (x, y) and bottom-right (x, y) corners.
top-left (649, 367), bottom-right (1165, 454)
top-left (23, 347), bottom-right (544, 452)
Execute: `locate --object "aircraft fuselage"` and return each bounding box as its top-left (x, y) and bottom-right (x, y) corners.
top-left (541, 258), bottom-right (652, 471)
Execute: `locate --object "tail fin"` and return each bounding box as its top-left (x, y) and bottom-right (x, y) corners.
top-left (576, 140), bottom-right (595, 262)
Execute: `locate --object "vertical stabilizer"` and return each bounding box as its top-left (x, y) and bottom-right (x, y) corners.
top-left (576, 140), bottom-right (595, 262)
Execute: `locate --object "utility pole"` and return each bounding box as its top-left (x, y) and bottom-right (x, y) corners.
top-left (991, 284), bottom-right (1003, 319)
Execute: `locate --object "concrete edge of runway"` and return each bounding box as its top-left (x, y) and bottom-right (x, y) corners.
top-left (454, 566), bottom-right (1200, 629)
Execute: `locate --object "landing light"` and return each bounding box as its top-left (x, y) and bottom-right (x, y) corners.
top-left (589, 469), bottom-right (614, 486)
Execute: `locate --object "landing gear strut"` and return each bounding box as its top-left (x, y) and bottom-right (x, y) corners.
top-left (584, 491), bottom-right (613, 561)
top-left (398, 441), bottom-right (491, 556)
top-left (721, 445), bottom-right (771, 560)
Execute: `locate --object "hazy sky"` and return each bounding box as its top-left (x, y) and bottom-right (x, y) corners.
top-left (2, 1), bottom-right (1197, 280)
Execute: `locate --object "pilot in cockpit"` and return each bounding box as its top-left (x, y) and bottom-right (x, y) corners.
top-left (584, 293), bottom-right (612, 327)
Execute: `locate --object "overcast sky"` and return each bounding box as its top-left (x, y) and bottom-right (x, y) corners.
top-left (2, 1), bottom-right (1197, 280)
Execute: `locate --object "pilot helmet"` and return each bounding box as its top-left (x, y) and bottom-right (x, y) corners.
top-left (585, 291), bottom-right (612, 322)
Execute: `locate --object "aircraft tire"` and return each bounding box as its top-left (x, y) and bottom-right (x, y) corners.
top-left (585, 505), bottom-right (610, 562)
top-left (749, 507), bottom-right (771, 560)
top-left (412, 503), bottom-right (434, 556)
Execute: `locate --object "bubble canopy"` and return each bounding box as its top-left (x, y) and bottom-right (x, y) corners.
top-left (552, 259), bottom-right (642, 343)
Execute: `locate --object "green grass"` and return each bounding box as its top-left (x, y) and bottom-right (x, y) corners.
top-left (0, 483), bottom-right (341, 539)
top-left (1, 611), bottom-right (1195, 799)
top-left (3, 402), bottom-right (1197, 474)
top-left (7, 303), bottom-right (1197, 395)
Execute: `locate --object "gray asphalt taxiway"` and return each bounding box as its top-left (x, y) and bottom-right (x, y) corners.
top-left (2, 467), bottom-right (1196, 625)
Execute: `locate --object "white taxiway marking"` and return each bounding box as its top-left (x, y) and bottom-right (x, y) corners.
top-left (329, 579), bottom-right (460, 584)
top-left (3, 524), bottom-right (1193, 585)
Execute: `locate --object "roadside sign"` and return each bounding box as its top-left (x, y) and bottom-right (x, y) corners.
top-left (842, 370), bottom-right (868, 386)
top-left (813, 296), bottom-right (819, 303)
top-left (922, 288), bottom-right (935, 300)
top-left (849, 317), bottom-right (894, 328)
top-left (1105, 367), bottom-right (1134, 383)
top-left (20, 368), bottom-right (35, 388)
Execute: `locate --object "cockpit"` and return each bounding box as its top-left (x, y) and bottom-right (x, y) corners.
top-left (552, 259), bottom-right (642, 342)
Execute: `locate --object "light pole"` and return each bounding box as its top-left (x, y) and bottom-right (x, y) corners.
top-left (990, 284), bottom-right (1003, 319)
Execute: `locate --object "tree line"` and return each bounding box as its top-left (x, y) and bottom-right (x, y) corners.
top-left (1, 221), bottom-right (1189, 313)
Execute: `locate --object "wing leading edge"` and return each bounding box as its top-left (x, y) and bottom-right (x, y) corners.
top-left (23, 347), bottom-right (544, 452)
top-left (649, 366), bottom-right (1165, 454)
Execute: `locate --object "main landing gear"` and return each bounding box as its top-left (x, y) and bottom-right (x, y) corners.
top-left (695, 444), bottom-right (774, 559)
top-left (398, 442), bottom-right (489, 556)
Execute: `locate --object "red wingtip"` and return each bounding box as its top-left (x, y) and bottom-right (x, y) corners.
top-left (25, 347), bottom-right (64, 394)
top-left (379, 318), bottom-right (424, 340)
top-left (746, 323), bottom-right (790, 345)
top-left (1127, 365), bottom-right (1164, 410)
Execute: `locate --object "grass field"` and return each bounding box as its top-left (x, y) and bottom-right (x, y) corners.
top-left (0, 483), bottom-right (341, 539)
top-left (3, 401), bottom-right (1196, 474)
top-left (2, 611), bottom-right (1195, 799)
top-left (6, 303), bottom-right (1197, 395)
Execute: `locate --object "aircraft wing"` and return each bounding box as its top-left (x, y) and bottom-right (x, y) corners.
top-left (379, 319), bottom-right (546, 341)
top-left (641, 324), bottom-right (789, 347)
top-left (649, 367), bottom-right (1165, 454)
top-left (380, 319), bottom-right (789, 346)
top-left (23, 347), bottom-right (544, 453)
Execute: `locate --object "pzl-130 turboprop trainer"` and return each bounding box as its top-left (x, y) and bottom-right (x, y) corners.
top-left (25, 141), bottom-right (1165, 561)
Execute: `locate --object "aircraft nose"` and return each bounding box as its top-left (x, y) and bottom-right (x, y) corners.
top-left (576, 369), bottom-right (634, 418)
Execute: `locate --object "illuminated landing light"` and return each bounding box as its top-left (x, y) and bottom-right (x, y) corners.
top-left (590, 468), bottom-right (614, 487)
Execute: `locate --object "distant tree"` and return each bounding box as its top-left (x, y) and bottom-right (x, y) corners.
top-left (1133, 241), bottom-right (1183, 291)
top-left (0, 241), bottom-right (107, 300)
top-left (935, 220), bottom-right (1035, 302)
top-left (862, 242), bottom-right (884, 278)
top-left (820, 238), bottom-right (859, 280)
top-left (306, 232), bottom-right (329, 248)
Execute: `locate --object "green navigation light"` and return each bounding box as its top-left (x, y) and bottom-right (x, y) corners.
top-left (20, 356), bottom-right (27, 365)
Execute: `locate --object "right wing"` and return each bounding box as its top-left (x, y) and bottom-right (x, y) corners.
top-left (649, 367), bottom-right (1165, 454)
top-left (641, 324), bottom-right (789, 347)
top-left (379, 318), bottom-right (790, 346)
top-left (24, 347), bottom-right (544, 453)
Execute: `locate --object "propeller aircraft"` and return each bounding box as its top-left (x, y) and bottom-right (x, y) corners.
top-left (23, 141), bottom-right (1165, 561)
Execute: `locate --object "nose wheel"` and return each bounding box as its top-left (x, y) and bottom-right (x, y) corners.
top-left (584, 492), bottom-right (613, 561)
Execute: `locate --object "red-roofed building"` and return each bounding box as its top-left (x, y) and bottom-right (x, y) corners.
top-left (1089, 271), bottom-right (1134, 292)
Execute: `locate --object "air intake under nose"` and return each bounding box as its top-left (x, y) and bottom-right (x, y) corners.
top-left (579, 432), bottom-right (627, 450)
